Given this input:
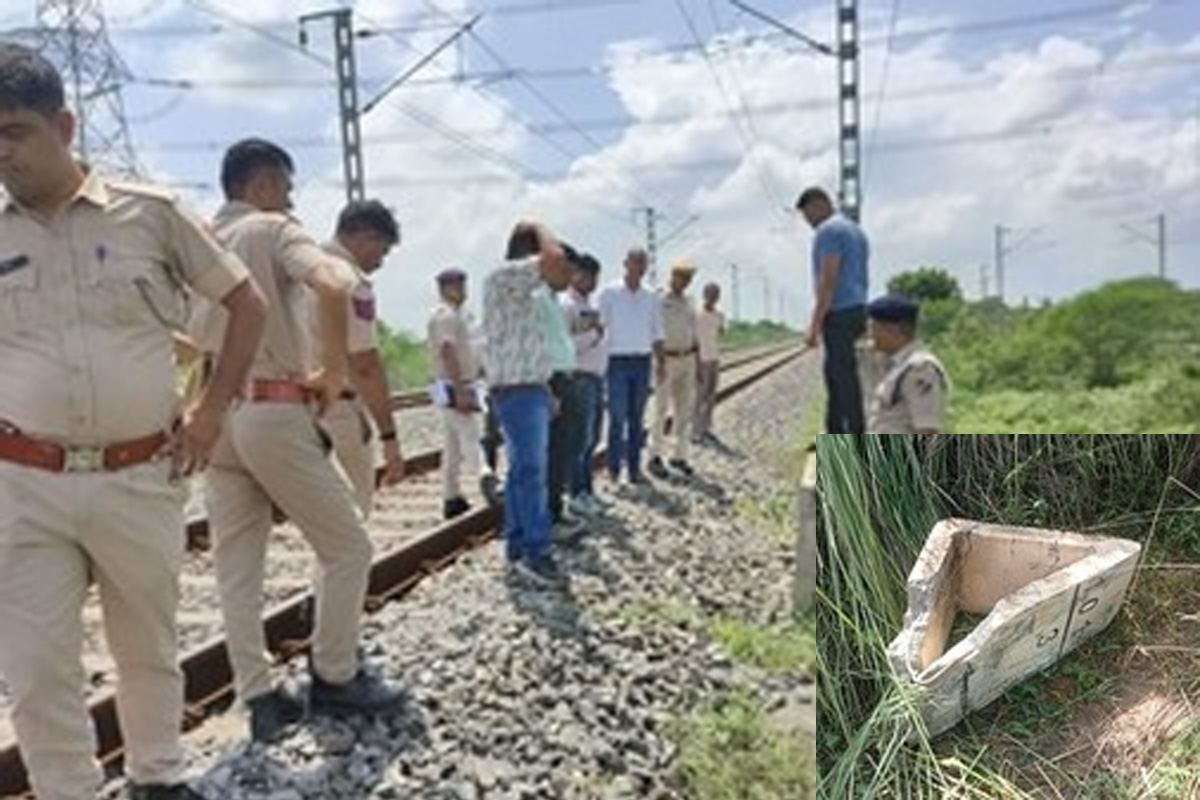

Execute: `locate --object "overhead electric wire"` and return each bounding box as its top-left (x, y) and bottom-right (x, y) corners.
top-left (864, 0), bottom-right (903, 193)
top-left (672, 0), bottom-right (788, 219)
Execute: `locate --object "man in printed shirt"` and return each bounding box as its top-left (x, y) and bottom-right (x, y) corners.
top-left (196, 138), bottom-right (406, 745)
top-left (482, 222), bottom-right (572, 588)
top-left (648, 261), bottom-right (700, 478)
top-left (312, 199), bottom-right (405, 519)
top-left (0, 44), bottom-right (265, 800)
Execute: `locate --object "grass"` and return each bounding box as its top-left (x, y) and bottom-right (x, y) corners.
top-left (627, 442), bottom-right (816, 800)
top-left (817, 435), bottom-right (1200, 799)
top-left (672, 691), bottom-right (815, 800)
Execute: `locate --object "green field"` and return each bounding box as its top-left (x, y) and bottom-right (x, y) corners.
top-left (817, 435), bottom-right (1200, 799)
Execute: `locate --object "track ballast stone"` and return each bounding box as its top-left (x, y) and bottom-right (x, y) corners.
top-left (108, 356), bottom-right (816, 800)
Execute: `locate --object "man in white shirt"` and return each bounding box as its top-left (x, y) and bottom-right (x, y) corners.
top-left (597, 247), bottom-right (664, 484)
top-left (692, 281), bottom-right (725, 445)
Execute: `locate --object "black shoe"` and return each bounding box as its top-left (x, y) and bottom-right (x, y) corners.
top-left (647, 456), bottom-right (669, 479)
top-left (668, 459), bottom-right (695, 477)
top-left (128, 783), bottom-right (206, 800)
top-left (513, 555), bottom-right (568, 589)
top-left (480, 473), bottom-right (501, 506)
top-left (627, 471), bottom-right (646, 485)
top-left (443, 496), bottom-right (471, 520)
top-left (310, 667), bottom-right (409, 715)
top-left (246, 683), bottom-right (306, 743)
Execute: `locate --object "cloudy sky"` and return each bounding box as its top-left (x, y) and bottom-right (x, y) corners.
top-left (3, 0), bottom-right (1197, 334)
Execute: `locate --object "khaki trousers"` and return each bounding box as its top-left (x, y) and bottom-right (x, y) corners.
top-left (207, 402), bottom-right (372, 701)
top-left (0, 460), bottom-right (186, 800)
top-left (692, 359), bottom-right (719, 437)
top-left (651, 355), bottom-right (696, 461)
top-left (320, 399), bottom-right (376, 519)
top-left (440, 408), bottom-right (484, 500)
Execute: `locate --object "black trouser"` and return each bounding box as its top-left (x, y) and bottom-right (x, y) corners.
top-left (481, 400), bottom-right (503, 472)
top-left (547, 371), bottom-right (584, 522)
top-left (822, 305), bottom-right (866, 434)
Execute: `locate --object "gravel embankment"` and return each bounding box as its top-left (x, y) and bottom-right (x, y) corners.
top-left (109, 353), bottom-right (819, 800)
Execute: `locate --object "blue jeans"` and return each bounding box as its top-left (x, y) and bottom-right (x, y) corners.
top-left (605, 355), bottom-right (652, 479)
top-left (492, 385), bottom-right (552, 562)
top-left (570, 373), bottom-right (604, 497)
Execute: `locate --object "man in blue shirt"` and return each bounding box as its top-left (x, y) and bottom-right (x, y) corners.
top-left (797, 186), bottom-right (869, 434)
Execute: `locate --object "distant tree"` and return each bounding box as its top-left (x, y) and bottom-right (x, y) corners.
top-left (886, 267), bottom-right (963, 304)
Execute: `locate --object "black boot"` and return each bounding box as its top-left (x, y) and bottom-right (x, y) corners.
top-left (443, 496), bottom-right (471, 520)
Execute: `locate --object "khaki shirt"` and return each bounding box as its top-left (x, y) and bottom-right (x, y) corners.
top-left (660, 292), bottom-right (697, 352)
top-left (428, 301), bottom-right (479, 381)
top-left (0, 170), bottom-right (247, 443)
top-left (867, 341), bottom-right (948, 434)
top-left (190, 201), bottom-right (348, 380)
top-left (300, 242), bottom-right (376, 371)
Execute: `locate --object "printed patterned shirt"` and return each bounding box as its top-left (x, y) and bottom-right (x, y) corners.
top-left (482, 255), bottom-right (552, 387)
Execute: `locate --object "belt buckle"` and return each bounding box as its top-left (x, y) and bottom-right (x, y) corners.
top-left (63, 445), bottom-right (105, 472)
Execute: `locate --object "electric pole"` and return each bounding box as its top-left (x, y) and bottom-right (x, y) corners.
top-left (635, 206), bottom-right (659, 284)
top-left (836, 0), bottom-right (862, 222)
top-left (300, 9), bottom-right (364, 204)
top-left (1120, 213), bottom-right (1167, 280)
top-left (729, 263), bottom-right (741, 322)
top-left (729, 0), bottom-right (858, 221)
top-left (31, 0), bottom-right (140, 175)
top-left (994, 225), bottom-right (1008, 304)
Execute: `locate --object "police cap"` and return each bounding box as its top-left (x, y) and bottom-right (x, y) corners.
top-left (867, 294), bottom-right (919, 324)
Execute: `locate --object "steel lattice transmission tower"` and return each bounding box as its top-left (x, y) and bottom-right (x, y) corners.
top-left (32, 0), bottom-right (141, 175)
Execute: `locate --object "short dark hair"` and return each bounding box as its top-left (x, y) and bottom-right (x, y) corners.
top-left (220, 137), bottom-right (294, 200)
top-left (576, 253), bottom-right (601, 277)
top-left (0, 43), bottom-right (64, 115)
top-left (795, 186), bottom-right (830, 211)
top-left (506, 224), bottom-right (540, 260)
top-left (337, 199), bottom-right (400, 245)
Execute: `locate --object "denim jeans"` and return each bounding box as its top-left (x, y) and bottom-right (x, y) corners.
top-left (492, 385), bottom-right (551, 562)
top-left (605, 354), bottom-right (652, 479)
top-left (570, 372), bottom-right (604, 497)
top-left (822, 306), bottom-right (866, 434)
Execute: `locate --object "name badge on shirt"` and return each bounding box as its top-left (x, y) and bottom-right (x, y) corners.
top-left (352, 295), bottom-right (376, 322)
top-left (0, 254), bottom-right (30, 277)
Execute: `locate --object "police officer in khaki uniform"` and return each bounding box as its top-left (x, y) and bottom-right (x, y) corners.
top-left (648, 261), bottom-right (699, 478)
top-left (0, 44), bottom-right (266, 800)
top-left (865, 295), bottom-right (949, 434)
top-left (310, 199), bottom-right (405, 519)
top-left (427, 268), bottom-right (494, 520)
top-left (195, 138), bottom-right (406, 744)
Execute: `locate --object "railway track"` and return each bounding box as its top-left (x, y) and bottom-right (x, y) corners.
top-left (0, 342), bottom-right (803, 798)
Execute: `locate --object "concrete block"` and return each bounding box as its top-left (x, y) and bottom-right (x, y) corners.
top-left (795, 451), bottom-right (817, 615)
top-left (887, 519), bottom-right (1141, 737)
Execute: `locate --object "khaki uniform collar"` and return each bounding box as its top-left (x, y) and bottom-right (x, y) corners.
top-left (2, 163), bottom-right (108, 215)
top-left (324, 239), bottom-right (370, 284)
top-left (887, 340), bottom-right (922, 368)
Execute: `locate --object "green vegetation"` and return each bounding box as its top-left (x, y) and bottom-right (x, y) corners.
top-left (710, 616), bottom-right (816, 679)
top-left (672, 692), bottom-right (815, 800)
top-left (818, 435), bottom-right (1200, 799)
top-left (889, 271), bottom-right (1200, 431)
top-left (377, 320), bottom-right (433, 390)
top-left (375, 318), bottom-right (795, 392)
top-left (720, 319), bottom-right (796, 351)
